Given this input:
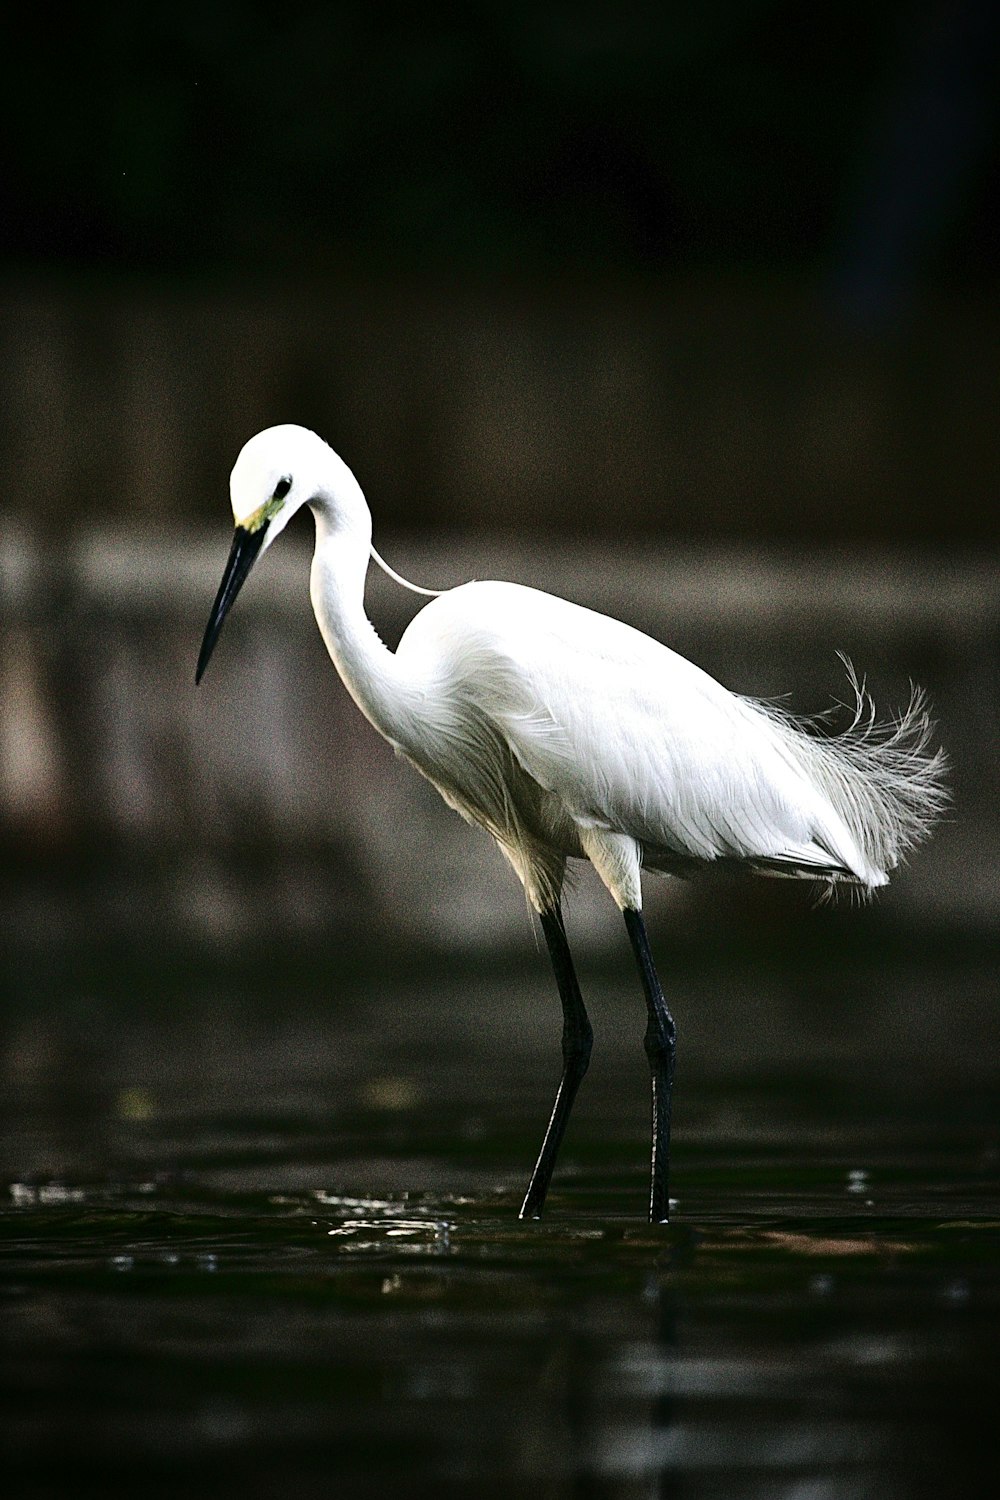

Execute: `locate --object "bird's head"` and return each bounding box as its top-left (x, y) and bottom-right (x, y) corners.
top-left (195, 424), bottom-right (340, 684)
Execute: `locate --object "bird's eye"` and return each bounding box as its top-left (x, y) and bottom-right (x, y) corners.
top-left (273, 475), bottom-right (292, 501)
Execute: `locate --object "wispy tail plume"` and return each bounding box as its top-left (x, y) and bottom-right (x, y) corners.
top-left (804, 656), bottom-right (949, 881)
top-left (757, 656), bottom-right (949, 891)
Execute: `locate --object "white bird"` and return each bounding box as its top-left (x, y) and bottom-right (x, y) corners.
top-left (196, 423), bottom-right (947, 1222)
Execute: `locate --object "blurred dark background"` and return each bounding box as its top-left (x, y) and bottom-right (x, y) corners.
top-left (2, 0), bottom-right (998, 964)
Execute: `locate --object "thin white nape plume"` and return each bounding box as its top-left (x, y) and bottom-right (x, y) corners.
top-left (369, 544), bottom-right (449, 597)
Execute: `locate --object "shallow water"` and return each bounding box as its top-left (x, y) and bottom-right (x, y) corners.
top-left (2, 946), bottom-right (998, 1498)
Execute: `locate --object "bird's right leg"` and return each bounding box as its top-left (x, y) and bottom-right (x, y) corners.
top-left (579, 828), bottom-right (676, 1224)
top-left (519, 902), bottom-right (593, 1219)
top-left (623, 908), bottom-right (676, 1224)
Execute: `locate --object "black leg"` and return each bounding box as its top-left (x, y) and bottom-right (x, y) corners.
top-left (519, 903), bottom-right (593, 1219)
top-left (623, 908), bottom-right (676, 1223)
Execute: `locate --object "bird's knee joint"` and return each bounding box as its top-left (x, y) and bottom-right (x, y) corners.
top-left (562, 1023), bottom-right (594, 1072)
top-left (644, 1019), bottom-right (676, 1069)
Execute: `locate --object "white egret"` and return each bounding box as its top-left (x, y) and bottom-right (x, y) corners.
top-left (196, 423), bottom-right (947, 1222)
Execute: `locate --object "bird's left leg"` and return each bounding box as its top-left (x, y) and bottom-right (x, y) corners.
top-left (519, 902), bottom-right (593, 1219)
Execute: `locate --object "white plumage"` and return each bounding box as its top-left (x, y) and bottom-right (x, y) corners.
top-left (196, 423), bottom-right (947, 1222)
top-left (388, 580), bottom-right (942, 905)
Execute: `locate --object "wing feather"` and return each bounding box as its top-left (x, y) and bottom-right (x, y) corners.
top-left (397, 581), bottom-right (944, 889)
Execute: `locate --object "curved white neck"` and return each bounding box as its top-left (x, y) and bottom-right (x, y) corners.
top-left (307, 497), bottom-right (422, 748)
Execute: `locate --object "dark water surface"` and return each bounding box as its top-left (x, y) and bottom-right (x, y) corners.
top-left (2, 943), bottom-right (998, 1498)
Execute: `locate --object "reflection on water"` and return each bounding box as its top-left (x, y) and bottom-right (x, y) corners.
top-left (1, 948), bottom-right (998, 1498)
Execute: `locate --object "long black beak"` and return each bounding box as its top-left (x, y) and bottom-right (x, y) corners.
top-left (195, 525), bottom-right (267, 684)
